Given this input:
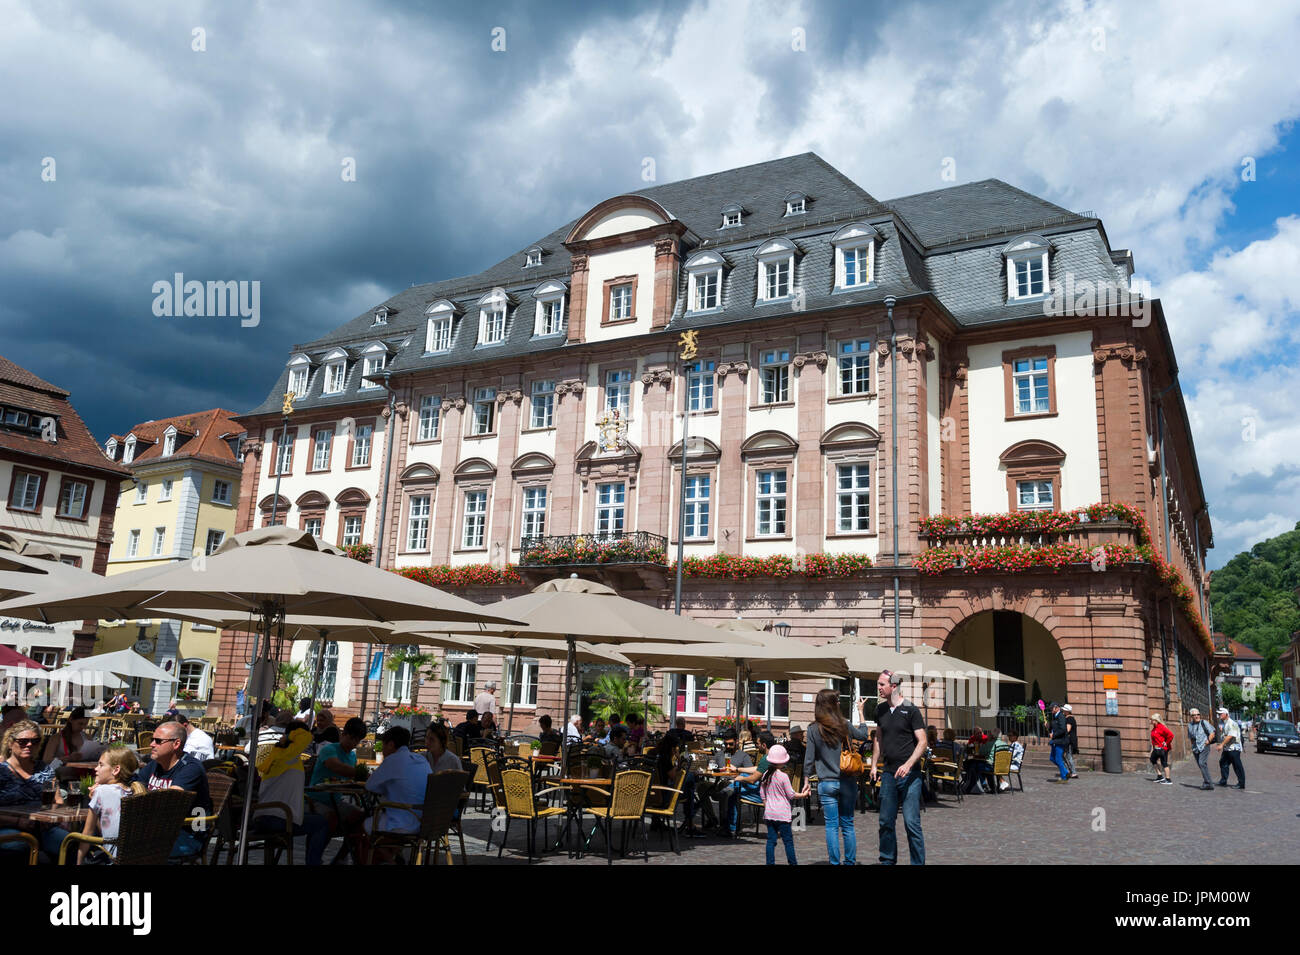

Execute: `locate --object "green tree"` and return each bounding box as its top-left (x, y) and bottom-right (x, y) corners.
top-left (589, 673), bottom-right (663, 724)
top-left (387, 648), bottom-right (437, 707)
top-left (1208, 521), bottom-right (1300, 679)
top-left (272, 661), bottom-right (309, 711)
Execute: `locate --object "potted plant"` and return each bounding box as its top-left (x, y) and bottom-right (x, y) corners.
top-left (585, 753), bottom-right (605, 779)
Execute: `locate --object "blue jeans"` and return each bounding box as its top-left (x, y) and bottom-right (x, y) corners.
top-left (1049, 743), bottom-right (1070, 780)
top-left (765, 820), bottom-right (797, 865)
top-left (254, 813), bottom-right (331, 865)
top-left (723, 781), bottom-right (759, 833)
top-left (0, 825), bottom-right (70, 863)
top-left (877, 769), bottom-right (925, 865)
top-left (816, 779), bottom-right (858, 865)
top-left (169, 829), bottom-right (207, 863)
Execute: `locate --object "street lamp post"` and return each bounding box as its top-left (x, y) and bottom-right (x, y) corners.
top-left (670, 331), bottom-right (700, 728)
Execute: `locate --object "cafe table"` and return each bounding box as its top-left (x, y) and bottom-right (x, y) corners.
top-left (548, 777), bottom-right (614, 858)
top-left (0, 801), bottom-right (90, 830)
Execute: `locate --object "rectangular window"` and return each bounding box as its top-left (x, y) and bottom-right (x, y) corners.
top-left (687, 360), bottom-right (715, 412)
top-left (426, 317), bottom-right (452, 352)
top-left (152, 527), bottom-right (166, 556)
top-left (135, 482), bottom-right (147, 504)
top-left (159, 478), bottom-right (173, 501)
top-left (842, 246), bottom-right (870, 287)
top-left (748, 679), bottom-right (790, 721)
top-left (605, 369), bottom-right (631, 416)
top-left (472, 387), bottom-right (496, 435)
top-left (692, 271), bottom-right (719, 311)
top-left (274, 430), bottom-right (294, 475)
top-left (521, 486), bottom-right (547, 539)
top-left (417, 395), bottom-right (441, 441)
top-left (127, 529), bottom-right (140, 558)
top-left (57, 480), bottom-right (89, 519)
top-left (289, 367), bottom-right (308, 397)
top-left (362, 354), bottom-right (385, 387)
top-left (462, 490), bottom-right (487, 549)
top-left (304, 517), bottom-right (323, 539)
top-left (324, 363), bottom-right (345, 394)
top-left (684, 474), bottom-right (710, 539)
top-left (838, 339), bottom-right (871, 395)
top-left (383, 644), bottom-right (418, 703)
top-left (1012, 357), bottom-right (1051, 415)
top-left (407, 495), bottom-right (430, 550)
top-left (764, 259), bottom-right (791, 300)
top-left (312, 429), bottom-right (332, 471)
top-left (595, 482), bottom-right (626, 538)
top-left (205, 529), bottom-right (225, 555)
top-left (351, 424), bottom-right (373, 467)
top-left (535, 299), bottom-right (564, 336)
top-left (756, 469), bottom-right (787, 536)
top-left (1017, 480), bottom-right (1054, 511)
top-left (163, 433), bottom-right (176, 456)
top-left (529, 380), bottom-right (555, 429)
top-left (836, 463), bottom-right (871, 532)
top-left (10, 470), bottom-right (42, 511)
top-left (1015, 256), bottom-right (1046, 297)
top-left (480, 307), bottom-right (506, 345)
top-left (610, 284), bottom-right (633, 320)
top-left (674, 674), bottom-right (709, 716)
top-left (212, 480), bottom-right (231, 504)
top-left (177, 661), bottom-right (206, 697)
top-left (442, 653), bottom-right (477, 704)
top-left (342, 515), bottom-right (363, 547)
top-left (504, 657), bottom-right (539, 706)
top-left (760, 349), bottom-right (790, 404)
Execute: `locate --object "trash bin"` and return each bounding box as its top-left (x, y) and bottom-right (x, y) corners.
top-left (1102, 729), bottom-right (1122, 774)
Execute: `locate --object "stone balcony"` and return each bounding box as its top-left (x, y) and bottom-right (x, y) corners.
top-left (517, 530), bottom-right (669, 590)
top-left (918, 519), bottom-right (1143, 552)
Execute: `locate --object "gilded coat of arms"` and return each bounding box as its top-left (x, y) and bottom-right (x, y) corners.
top-left (595, 408), bottom-right (628, 454)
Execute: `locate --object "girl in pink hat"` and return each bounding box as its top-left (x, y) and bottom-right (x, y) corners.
top-left (760, 744), bottom-right (809, 865)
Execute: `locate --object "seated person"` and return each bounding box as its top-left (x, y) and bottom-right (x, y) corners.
top-left (253, 720), bottom-right (330, 865)
top-left (925, 725), bottom-right (939, 752)
top-left (76, 744), bottom-right (145, 864)
top-left (134, 721), bottom-right (212, 860)
top-left (783, 724), bottom-right (806, 765)
top-left (361, 727), bottom-right (432, 861)
top-left (626, 713), bottom-right (645, 751)
top-left (478, 711), bottom-right (502, 741)
top-left (601, 726), bottom-right (631, 766)
top-left (310, 709), bottom-right (341, 752)
top-left (585, 717), bottom-right (608, 745)
top-left (0, 720), bottom-right (71, 862)
top-left (42, 706), bottom-right (101, 764)
top-left (536, 715), bottom-right (563, 748)
top-left (712, 729), bottom-right (756, 836)
top-left (424, 722), bottom-right (462, 774)
top-left (664, 717), bottom-right (694, 750)
top-left (307, 716), bottom-right (369, 863)
top-left (452, 710), bottom-right (482, 743)
top-left (175, 714), bottom-right (214, 763)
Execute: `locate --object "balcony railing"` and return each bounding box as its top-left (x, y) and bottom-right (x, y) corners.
top-left (918, 520), bottom-right (1141, 551)
top-left (518, 531), bottom-right (669, 567)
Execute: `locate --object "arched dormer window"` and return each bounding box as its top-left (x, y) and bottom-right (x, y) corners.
top-left (532, 280), bottom-right (567, 337)
top-left (287, 353), bottom-right (312, 398)
top-left (784, 192), bottom-right (807, 216)
top-left (831, 222), bottom-right (881, 290)
top-left (721, 203), bottom-right (744, 229)
top-left (321, 347), bottom-right (348, 395)
top-left (476, 288), bottom-right (510, 346)
top-left (755, 238), bottom-right (797, 303)
top-left (424, 300), bottom-right (456, 353)
top-left (683, 250), bottom-right (726, 313)
top-left (524, 246), bottom-right (543, 268)
top-left (1002, 234), bottom-right (1053, 301)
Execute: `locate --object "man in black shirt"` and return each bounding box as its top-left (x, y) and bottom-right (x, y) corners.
top-left (869, 669), bottom-right (926, 865)
top-left (453, 710), bottom-right (482, 742)
top-left (136, 721), bottom-right (213, 862)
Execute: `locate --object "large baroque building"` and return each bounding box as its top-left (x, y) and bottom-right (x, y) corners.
top-left (213, 154), bottom-right (1215, 764)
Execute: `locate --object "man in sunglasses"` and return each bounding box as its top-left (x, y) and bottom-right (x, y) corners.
top-left (136, 722), bottom-right (212, 861)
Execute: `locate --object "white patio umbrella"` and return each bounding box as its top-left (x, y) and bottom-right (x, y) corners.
top-left (0, 530), bottom-right (107, 600)
top-left (50, 647), bottom-right (176, 685)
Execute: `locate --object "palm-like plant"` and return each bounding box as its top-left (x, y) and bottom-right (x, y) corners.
top-left (387, 648), bottom-right (438, 707)
top-left (588, 673), bottom-right (663, 723)
top-left (272, 661), bottom-right (309, 711)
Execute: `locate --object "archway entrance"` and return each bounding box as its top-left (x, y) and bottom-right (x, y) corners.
top-left (944, 610), bottom-right (1067, 730)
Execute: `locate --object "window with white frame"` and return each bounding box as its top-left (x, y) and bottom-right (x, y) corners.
top-left (836, 463), bottom-right (871, 532)
top-left (136, 481), bottom-right (147, 504)
top-left (478, 291), bottom-right (508, 345)
top-left (105, 438), bottom-right (117, 458)
top-left (407, 495), bottom-right (430, 550)
top-left (323, 362), bottom-right (346, 395)
top-left (288, 365), bottom-right (309, 398)
top-left (1017, 480), bottom-right (1054, 511)
top-left (533, 283), bottom-right (567, 336)
top-left (383, 644), bottom-right (418, 703)
top-left (373, 308), bottom-right (388, 326)
top-left (1004, 236), bottom-right (1050, 300)
top-left (832, 223), bottom-right (878, 290)
top-left (442, 652), bottom-right (477, 704)
top-left (152, 527), bottom-right (166, 556)
top-left (123, 437), bottom-right (136, 464)
top-left (205, 529), bottom-right (225, 555)
top-left (342, 515), bottom-right (363, 547)
top-left (595, 482), bottom-right (625, 538)
top-left (529, 380), bottom-right (555, 429)
top-left (524, 247), bottom-right (542, 268)
top-left (784, 193), bottom-right (806, 216)
top-left (764, 258), bottom-right (791, 300)
top-left (605, 369), bottom-right (631, 416)
top-left (417, 395), bottom-right (441, 441)
top-left (304, 517), bottom-right (323, 539)
top-left (684, 251), bottom-right (724, 313)
top-left (127, 529), bottom-right (140, 557)
top-left (177, 660), bottom-right (207, 698)
top-left (504, 657), bottom-right (539, 706)
top-left (163, 431), bottom-right (176, 456)
top-left (838, 339), bottom-right (872, 395)
top-left (521, 486), bottom-right (547, 539)
top-left (1012, 357), bottom-right (1050, 415)
top-left (1013, 256), bottom-right (1045, 297)
top-left (687, 359), bottom-right (715, 412)
top-left (57, 480), bottom-right (88, 519)
top-left (755, 469), bottom-right (787, 536)
top-left (684, 474), bottom-right (710, 539)
top-left (426, 315), bottom-right (453, 352)
top-left (212, 480), bottom-right (231, 504)
top-left (472, 387), bottom-right (496, 435)
top-left (721, 204), bottom-right (743, 229)
top-left (462, 490), bottom-right (488, 548)
top-left (305, 641), bottom-right (338, 701)
top-left (674, 673), bottom-right (709, 715)
top-left (759, 349), bottom-right (791, 403)
top-left (351, 424), bottom-right (373, 467)
top-left (748, 679), bottom-right (790, 720)
top-left (274, 430), bottom-right (294, 475)
top-left (757, 238), bottom-right (797, 303)
top-left (159, 478), bottom-right (173, 501)
top-left (312, 429), bottom-right (332, 470)
top-left (609, 283), bottom-right (633, 321)
top-left (842, 245), bottom-right (871, 287)
top-left (362, 352), bottom-right (386, 388)
top-left (10, 470), bottom-right (41, 512)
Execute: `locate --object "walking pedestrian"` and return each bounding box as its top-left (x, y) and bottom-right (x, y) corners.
top-left (1148, 713), bottom-right (1173, 784)
top-left (1047, 702), bottom-right (1071, 783)
top-left (802, 688), bottom-right (871, 865)
top-left (1214, 706), bottom-right (1245, 789)
top-left (759, 744), bottom-right (808, 865)
top-left (870, 669), bottom-right (927, 865)
top-left (1063, 704), bottom-right (1079, 778)
top-left (1186, 708), bottom-right (1216, 790)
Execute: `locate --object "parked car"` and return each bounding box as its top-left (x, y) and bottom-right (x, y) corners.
top-left (1254, 720), bottom-right (1300, 755)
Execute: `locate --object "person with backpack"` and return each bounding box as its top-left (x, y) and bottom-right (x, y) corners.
top-left (802, 688), bottom-right (872, 865)
top-left (1186, 708), bottom-right (1217, 790)
top-left (1148, 713), bottom-right (1174, 785)
top-left (870, 669), bottom-right (927, 865)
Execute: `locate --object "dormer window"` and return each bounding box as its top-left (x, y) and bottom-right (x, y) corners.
top-left (289, 366), bottom-right (308, 398)
top-left (532, 280), bottom-right (567, 337)
top-left (322, 348), bottom-right (348, 395)
top-left (1003, 234), bottom-right (1052, 301)
top-left (424, 300), bottom-right (456, 353)
top-left (524, 246), bottom-right (543, 268)
top-left (105, 438), bottom-right (118, 459)
top-left (372, 307), bottom-right (389, 326)
top-left (123, 435), bottom-right (136, 464)
top-left (756, 238), bottom-right (797, 303)
top-left (721, 203), bottom-right (744, 229)
top-left (831, 223), bottom-right (880, 290)
top-left (361, 343), bottom-right (387, 389)
top-left (162, 428), bottom-right (177, 457)
top-left (684, 251), bottom-right (725, 313)
top-left (784, 192), bottom-right (807, 216)
top-left (477, 289), bottom-right (509, 346)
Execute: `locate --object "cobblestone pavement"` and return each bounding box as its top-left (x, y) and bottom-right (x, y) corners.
top-left (428, 749), bottom-right (1298, 866)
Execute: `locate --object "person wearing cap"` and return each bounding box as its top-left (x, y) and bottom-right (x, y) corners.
top-left (473, 681), bottom-right (499, 717)
top-left (784, 724), bottom-right (806, 765)
top-left (1062, 704), bottom-right (1079, 779)
top-left (759, 744), bottom-right (808, 865)
top-left (1214, 706), bottom-right (1245, 789)
top-left (362, 726), bottom-right (433, 858)
top-left (1047, 702), bottom-right (1071, 783)
top-left (1186, 708), bottom-right (1217, 790)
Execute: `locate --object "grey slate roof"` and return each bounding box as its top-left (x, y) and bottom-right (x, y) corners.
top-left (244, 154), bottom-right (1134, 418)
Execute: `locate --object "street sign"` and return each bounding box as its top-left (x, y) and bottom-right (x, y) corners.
top-left (1095, 658), bottom-right (1123, 670)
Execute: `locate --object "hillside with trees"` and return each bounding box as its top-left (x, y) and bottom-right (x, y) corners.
top-left (1208, 521), bottom-right (1300, 677)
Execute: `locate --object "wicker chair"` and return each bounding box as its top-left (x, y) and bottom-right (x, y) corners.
top-left (538, 738), bottom-right (561, 757)
top-left (59, 788), bottom-right (193, 864)
top-left (181, 770), bottom-right (235, 864)
top-left (928, 756), bottom-right (963, 803)
top-left (0, 831), bottom-right (39, 864)
top-left (496, 768), bottom-right (566, 863)
top-left (468, 745), bottom-right (496, 814)
top-left (136, 730), bottom-right (153, 749)
top-left (581, 768), bottom-right (653, 864)
top-left (372, 769), bottom-right (470, 864)
top-left (991, 749), bottom-right (1019, 793)
top-left (641, 764), bottom-right (687, 855)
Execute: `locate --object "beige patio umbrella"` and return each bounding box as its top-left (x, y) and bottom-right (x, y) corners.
top-left (0, 530), bottom-right (108, 600)
top-left (0, 526), bottom-right (524, 863)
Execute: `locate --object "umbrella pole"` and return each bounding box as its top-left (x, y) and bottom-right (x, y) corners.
top-left (236, 601), bottom-right (276, 865)
top-left (507, 651), bottom-right (521, 735)
top-left (561, 637), bottom-right (575, 781)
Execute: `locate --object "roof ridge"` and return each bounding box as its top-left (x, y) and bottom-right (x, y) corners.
top-left (632, 152), bottom-right (820, 201)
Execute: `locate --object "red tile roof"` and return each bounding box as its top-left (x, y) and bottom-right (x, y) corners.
top-left (1226, 639), bottom-right (1263, 661)
top-left (114, 408), bottom-right (246, 470)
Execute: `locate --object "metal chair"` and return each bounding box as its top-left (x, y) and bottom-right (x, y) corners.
top-left (928, 756), bottom-right (963, 803)
top-left (182, 770), bottom-right (235, 864)
top-left (372, 770), bottom-right (470, 864)
top-left (641, 763), bottom-right (687, 855)
top-left (994, 749), bottom-right (1023, 792)
top-left (58, 788), bottom-right (193, 864)
top-left (468, 745), bottom-right (496, 813)
top-left (0, 831), bottom-right (39, 864)
top-left (496, 768), bottom-right (566, 863)
top-left (582, 768), bottom-right (653, 864)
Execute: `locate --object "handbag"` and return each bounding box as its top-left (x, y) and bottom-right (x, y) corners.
top-left (839, 736), bottom-right (864, 776)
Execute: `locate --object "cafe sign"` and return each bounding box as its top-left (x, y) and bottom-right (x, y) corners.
top-left (0, 618), bottom-right (56, 633)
